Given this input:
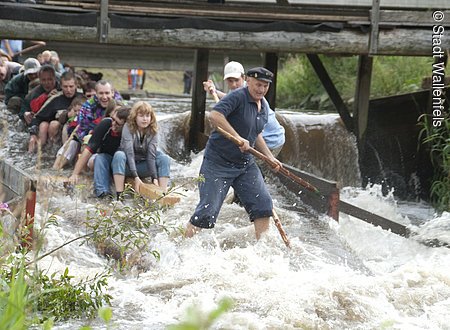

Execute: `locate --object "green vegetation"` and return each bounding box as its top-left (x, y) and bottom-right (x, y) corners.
top-left (419, 114), bottom-right (450, 212)
top-left (276, 54), bottom-right (431, 110)
top-left (0, 217), bottom-right (112, 328)
top-left (277, 54), bottom-right (448, 210)
top-left (0, 183), bottom-right (185, 329)
top-left (167, 297), bottom-right (234, 330)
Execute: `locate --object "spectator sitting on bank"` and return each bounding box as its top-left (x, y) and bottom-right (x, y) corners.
top-left (68, 106), bottom-right (131, 199)
top-left (28, 71), bottom-right (82, 153)
top-left (0, 57), bottom-right (21, 102)
top-left (4, 57), bottom-right (40, 115)
top-left (20, 65), bottom-right (59, 126)
top-left (115, 101), bottom-right (171, 194)
top-left (75, 80), bottom-right (122, 145)
top-left (54, 98), bottom-right (121, 170)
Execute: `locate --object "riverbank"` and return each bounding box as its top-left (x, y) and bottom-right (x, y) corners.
top-left (79, 68), bottom-right (186, 96)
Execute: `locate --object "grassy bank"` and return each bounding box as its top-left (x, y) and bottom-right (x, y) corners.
top-left (79, 68), bottom-right (185, 95)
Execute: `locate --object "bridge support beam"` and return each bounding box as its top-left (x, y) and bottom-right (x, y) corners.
top-left (354, 55), bottom-right (373, 148)
top-left (306, 54), bottom-right (354, 133)
top-left (188, 49), bottom-right (209, 152)
top-left (264, 52), bottom-right (279, 110)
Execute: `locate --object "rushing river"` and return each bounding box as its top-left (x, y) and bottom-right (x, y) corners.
top-left (1, 97), bottom-right (449, 329)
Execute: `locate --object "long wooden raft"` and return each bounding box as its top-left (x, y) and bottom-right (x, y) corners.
top-left (125, 179), bottom-right (181, 206)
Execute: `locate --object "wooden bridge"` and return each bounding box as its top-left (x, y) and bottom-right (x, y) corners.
top-left (0, 0), bottom-right (449, 62)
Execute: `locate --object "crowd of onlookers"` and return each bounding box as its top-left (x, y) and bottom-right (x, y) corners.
top-left (1, 41), bottom-right (104, 152)
top-left (1, 39), bottom-right (171, 200)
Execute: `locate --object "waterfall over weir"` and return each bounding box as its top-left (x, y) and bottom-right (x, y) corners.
top-left (276, 111), bottom-right (361, 188)
top-left (158, 107), bottom-right (362, 188)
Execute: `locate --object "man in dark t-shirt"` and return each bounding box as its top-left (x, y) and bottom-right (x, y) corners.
top-left (69, 106), bottom-right (130, 199)
top-left (186, 67), bottom-right (283, 240)
top-left (28, 71), bottom-right (81, 152)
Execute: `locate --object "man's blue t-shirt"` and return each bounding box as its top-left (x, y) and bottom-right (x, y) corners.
top-left (205, 87), bottom-right (268, 165)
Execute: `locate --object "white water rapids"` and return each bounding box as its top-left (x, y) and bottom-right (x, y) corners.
top-left (1, 97), bottom-right (449, 329)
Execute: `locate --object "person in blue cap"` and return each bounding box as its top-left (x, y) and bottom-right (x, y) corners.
top-left (186, 67), bottom-right (283, 240)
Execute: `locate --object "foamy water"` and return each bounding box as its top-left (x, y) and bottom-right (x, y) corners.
top-left (31, 156), bottom-right (449, 330)
top-left (1, 101), bottom-right (449, 329)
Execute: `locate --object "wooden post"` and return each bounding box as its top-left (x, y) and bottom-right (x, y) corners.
top-left (264, 52), bottom-right (278, 110)
top-left (327, 188), bottom-right (340, 221)
top-left (98, 0), bottom-right (109, 43)
top-left (306, 54), bottom-right (354, 133)
top-left (188, 49), bottom-right (209, 152)
top-left (354, 55), bottom-right (373, 146)
top-left (21, 181), bottom-right (36, 249)
top-left (369, 0), bottom-right (380, 55)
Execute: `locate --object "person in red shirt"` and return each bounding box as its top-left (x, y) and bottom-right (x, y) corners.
top-left (20, 65), bottom-right (58, 126)
top-left (28, 71), bottom-right (81, 152)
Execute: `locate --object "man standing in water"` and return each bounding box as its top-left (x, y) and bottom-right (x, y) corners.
top-left (185, 67), bottom-right (282, 240)
top-left (203, 61), bottom-right (285, 159)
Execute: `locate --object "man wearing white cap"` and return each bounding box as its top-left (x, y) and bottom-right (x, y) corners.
top-left (4, 57), bottom-right (40, 114)
top-left (203, 61), bottom-right (285, 158)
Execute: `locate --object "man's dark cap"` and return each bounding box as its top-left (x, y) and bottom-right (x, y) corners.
top-left (246, 67), bottom-right (274, 83)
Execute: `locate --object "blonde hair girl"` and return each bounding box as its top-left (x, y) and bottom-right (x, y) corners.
top-left (117, 101), bottom-right (171, 194)
top-left (127, 101), bottom-right (157, 136)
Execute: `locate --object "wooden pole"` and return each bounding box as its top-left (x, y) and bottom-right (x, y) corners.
top-left (272, 208), bottom-right (291, 248)
top-left (215, 126), bottom-right (321, 195)
top-left (13, 42), bottom-right (46, 58)
top-left (211, 90), bottom-right (220, 103)
top-left (21, 181), bottom-right (36, 249)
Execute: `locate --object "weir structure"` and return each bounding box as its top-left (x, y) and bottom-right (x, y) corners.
top-left (0, 160), bottom-right (36, 248)
top-left (0, 0), bottom-right (449, 241)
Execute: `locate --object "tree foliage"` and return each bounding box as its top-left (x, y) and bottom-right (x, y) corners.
top-left (276, 54), bottom-right (432, 110)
